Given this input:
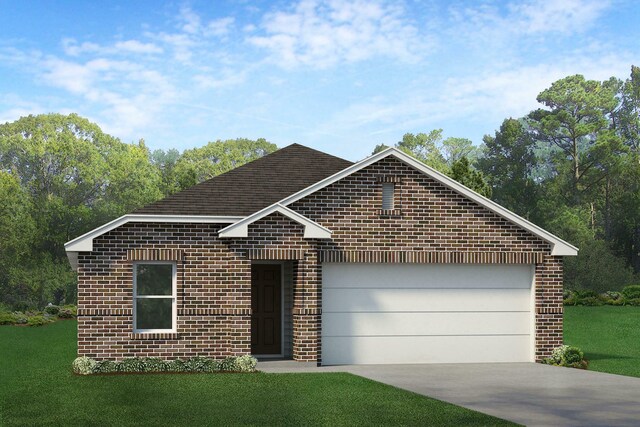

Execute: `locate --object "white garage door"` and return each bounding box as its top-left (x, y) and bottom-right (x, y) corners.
top-left (322, 263), bottom-right (534, 365)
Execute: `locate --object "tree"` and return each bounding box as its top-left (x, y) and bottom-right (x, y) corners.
top-left (616, 65), bottom-right (640, 154)
top-left (442, 137), bottom-right (478, 165)
top-left (151, 148), bottom-right (181, 196)
top-left (448, 157), bottom-right (492, 198)
top-left (173, 138), bottom-right (277, 190)
top-left (477, 118), bottom-right (538, 218)
top-left (527, 74), bottom-right (620, 191)
top-left (395, 130), bottom-right (448, 172)
top-left (0, 114), bottom-right (163, 308)
top-left (0, 114), bottom-right (163, 254)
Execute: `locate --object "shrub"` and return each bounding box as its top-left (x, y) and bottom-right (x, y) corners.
top-left (73, 357), bottom-right (96, 375)
top-left (57, 308), bottom-right (75, 318)
top-left (13, 312), bottom-right (28, 324)
top-left (543, 345), bottom-right (587, 369)
top-left (44, 304), bottom-right (60, 315)
top-left (235, 354), bottom-right (258, 372)
top-left (622, 285), bottom-right (640, 301)
top-left (626, 298), bottom-right (640, 306)
top-left (27, 315), bottom-right (52, 326)
top-left (71, 355), bottom-right (258, 375)
top-left (0, 312), bottom-right (17, 325)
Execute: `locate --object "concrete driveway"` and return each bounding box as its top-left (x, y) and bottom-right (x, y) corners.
top-left (258, 361), bottom-right (640, 426)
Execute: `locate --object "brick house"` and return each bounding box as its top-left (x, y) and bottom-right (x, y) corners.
top-left (65, 144), bottom-right (577, 365)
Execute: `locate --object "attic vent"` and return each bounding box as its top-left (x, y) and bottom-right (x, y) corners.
top-left (382, 183), bottom-right (395, 210)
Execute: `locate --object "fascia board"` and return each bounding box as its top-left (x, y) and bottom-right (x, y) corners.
top-left (218, 204), bottom-right (331, 239)
top-left (64, 214), bottom-right (243, 253)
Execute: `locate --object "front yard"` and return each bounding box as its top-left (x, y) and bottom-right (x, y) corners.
top-left (564, 305), bottom-right (640, 378)
top-left (0, 321), bottom-right (513, 426)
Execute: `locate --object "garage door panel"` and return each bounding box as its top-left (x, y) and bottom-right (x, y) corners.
top-left (323, 288), bottom-right (531, 312)
top-left (323, 263), bottom-right (532, 289)
top-left (322, 312), bottom-right (530, 337)
top-left (323, 335), bottom-right (532, 364)
top-left (321, 263), bottom-right (533, 365)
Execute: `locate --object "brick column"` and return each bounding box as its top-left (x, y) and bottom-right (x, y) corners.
top-left (534, 255), bottom-right (564, 361)
top-left (292, 252), bottom-right (321, 362)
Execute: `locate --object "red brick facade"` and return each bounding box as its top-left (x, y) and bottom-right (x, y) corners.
top-left (77, 156), bottom-right (563, 362)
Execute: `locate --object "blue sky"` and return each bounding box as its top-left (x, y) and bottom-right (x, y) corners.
top-left (0, 0), bottom-right (638, 161)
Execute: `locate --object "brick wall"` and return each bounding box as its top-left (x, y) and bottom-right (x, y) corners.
top-left (77, 155), bottom-right (563, 362)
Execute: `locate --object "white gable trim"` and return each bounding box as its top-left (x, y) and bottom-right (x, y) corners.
top-left (218, 204), bottom-right (332, 239)
top-left (64, 214), bottom-right (243, 252)
top-left (266, 147), bottom-right (577, 256)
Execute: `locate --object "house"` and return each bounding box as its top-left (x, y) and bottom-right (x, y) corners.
top-left (65, 144), bottom-right (577, 365)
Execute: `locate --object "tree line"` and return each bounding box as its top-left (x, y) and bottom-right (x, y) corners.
top-left (0, 66), bottom-right (638, 309)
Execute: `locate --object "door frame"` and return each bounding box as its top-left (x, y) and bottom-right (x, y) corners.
top-left (251, 261), bottom-right (285, 358)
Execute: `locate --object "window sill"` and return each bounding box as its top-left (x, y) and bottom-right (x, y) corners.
top-left (131, 332), bottom-right (179, 340)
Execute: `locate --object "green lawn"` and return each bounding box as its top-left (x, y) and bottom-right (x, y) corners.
top-left (0, 321), bottom-right (514, 426)
top-left (564, 305), bottom-right (640, 378)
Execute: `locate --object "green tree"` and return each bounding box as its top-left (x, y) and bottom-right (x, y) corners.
top-left (449, 157), bottom-right (492, 198)
top-left (527, 74), bottom-right (620, 191)
top-left (151, 148), bottom-right (182, 196)
top-left (616, 65), bottom-right (640, 154)
top-left (477, 118), bottom-right (538, 219)
top-left (395, 130), bottom-right (448, 172)
top-left (173, 138), bottom-right (277, 190)
top-left (442, 137), bottom-right (478, 165)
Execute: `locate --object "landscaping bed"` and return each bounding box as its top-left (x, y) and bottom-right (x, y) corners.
top-left (0, 320), bottom-right (516, 426)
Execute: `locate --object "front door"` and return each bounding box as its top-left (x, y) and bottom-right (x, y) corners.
top-left (251, 264), bottom-right (282, 355)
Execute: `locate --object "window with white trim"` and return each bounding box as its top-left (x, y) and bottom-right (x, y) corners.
top-left (133, 262), bottom-right (176, 332)
top-left (382, 182), bottom-right (395, 210)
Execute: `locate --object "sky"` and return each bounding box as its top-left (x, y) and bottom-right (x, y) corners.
top-left (0, 0), bottom-right (638, 161)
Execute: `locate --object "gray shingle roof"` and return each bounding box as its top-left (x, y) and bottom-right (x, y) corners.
top-left (134, 143), bottom-right (353, 216)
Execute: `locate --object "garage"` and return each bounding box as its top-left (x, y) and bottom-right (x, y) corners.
top-left (321, 263), bottom-right (535, 365)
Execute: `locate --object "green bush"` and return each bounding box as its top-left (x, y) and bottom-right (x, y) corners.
top-left (27, 315), bottom-right (52, 326)
top-left (58, 305), bottom-right (77, 318)
top-left (0, 312), bottom-right (18, 325)
top-left (72, 355), bottom-right (258, 375)
top-left (44, 304), bottom-right (60, 315)
top-left (543, 345), bottom-right (587, 369)
top-left (235, 354), bottom-right (258, 372)
top-left (72, 357), bottom-right (96, 375)
top-left (626, 298), bottom-right (640, 306)
top-left (622, 285), bottom-right (640, 300)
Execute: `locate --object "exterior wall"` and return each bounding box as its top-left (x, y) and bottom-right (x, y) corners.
top-left (77, 155), bottom-right (564, 362)
top-left (77, 223), bottom-right (251, 360)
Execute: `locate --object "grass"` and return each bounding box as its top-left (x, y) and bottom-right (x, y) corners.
top-left (564, 305), bottom-right (640, 378)
top-left (0, 321), bottom-right (515, 426)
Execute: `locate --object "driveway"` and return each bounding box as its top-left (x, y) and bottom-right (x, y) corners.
top-left (258, 361), bottom-right (640, 426)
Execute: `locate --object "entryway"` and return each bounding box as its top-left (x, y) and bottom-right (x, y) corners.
top-left (251, 262), bottom-right (293, 357)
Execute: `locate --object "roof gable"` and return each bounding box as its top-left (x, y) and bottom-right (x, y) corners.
top-left (229, 147), bottom-right (578, 256)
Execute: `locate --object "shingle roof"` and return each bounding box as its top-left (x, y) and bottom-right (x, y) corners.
top-left (134, 143), bottom-right (353, 216)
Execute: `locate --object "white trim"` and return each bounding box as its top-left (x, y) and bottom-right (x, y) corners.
top-left (272, 147), bottom-right (577, 256)
top-left (529, 264), bottom-right (536, 363)
top-left (133, 261), bottom-right (177, 334)
top-left (64, 214), bottom-right (243, 252)
top-left (219, 204), bottom-right (332, 239)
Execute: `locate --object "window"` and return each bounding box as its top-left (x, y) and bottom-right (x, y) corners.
top-left (133, 262), bottom-right (176, 332)
top-left (382, 182), bottom-right (395, 210)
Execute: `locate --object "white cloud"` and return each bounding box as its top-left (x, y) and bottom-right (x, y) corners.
top-left (248, 0), bottom-right (428, 68)
top-left (114, 40), bottom-right (163, 54)
top-left (510, 0), bottom-right (612, 35)
top-left (62, 38), bottom-right (163, 56)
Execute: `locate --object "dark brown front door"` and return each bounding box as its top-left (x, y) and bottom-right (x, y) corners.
top-left (251, 264), bottom-right (282, 355)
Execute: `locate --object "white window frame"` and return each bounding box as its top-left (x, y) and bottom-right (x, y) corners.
top-left (133, 261), bottom-right (177, 333)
